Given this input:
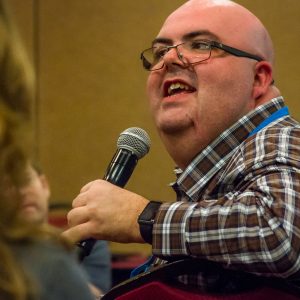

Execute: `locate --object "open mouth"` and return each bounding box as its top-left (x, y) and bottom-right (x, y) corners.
top-left (164, 81), bottom-right (196, 97)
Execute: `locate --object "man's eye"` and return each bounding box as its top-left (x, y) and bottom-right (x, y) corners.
top-left (153, 47), bottom-right (168, 60)
top-left (190, 41), bottom-right (210, 51)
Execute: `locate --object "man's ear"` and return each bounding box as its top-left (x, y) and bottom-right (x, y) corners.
top-left (252, 61), bottom-right (273, 99)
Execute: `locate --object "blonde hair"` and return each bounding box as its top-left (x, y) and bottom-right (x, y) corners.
top-left (0, 1), bottom-right (67, 299)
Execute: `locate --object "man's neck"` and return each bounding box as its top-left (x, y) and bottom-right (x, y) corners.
top-left (160, 129), bottom-right (210, 170)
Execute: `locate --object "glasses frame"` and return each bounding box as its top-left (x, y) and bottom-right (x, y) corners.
top-left (140, 39), bottom-right (264, 71)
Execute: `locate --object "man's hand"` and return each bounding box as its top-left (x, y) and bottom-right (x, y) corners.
top-left (62, 179), bottom-right (149, 244)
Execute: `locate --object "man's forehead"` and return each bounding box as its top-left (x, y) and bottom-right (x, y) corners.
top-left (158, 1), bottom-right (257, 46)
top-left (157, 6), bottom-right (228, 42)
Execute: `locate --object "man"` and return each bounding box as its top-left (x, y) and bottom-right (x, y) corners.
top-left (64, 0), bottom-right (300, 295)
top-left (19, 162), bottom-right (112, 294)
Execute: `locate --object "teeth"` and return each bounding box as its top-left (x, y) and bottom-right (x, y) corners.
top-left (168, 82), bottom-right (190, 95)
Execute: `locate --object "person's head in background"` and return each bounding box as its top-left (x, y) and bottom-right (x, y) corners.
top-left (0, 0), bottom-right (42, 299)
top-left (0, 0), bottom-right (34, 211)
top-left (18, 162), bottom-right (50, 225)
top-left (144, 0), bottom-right (278, 169)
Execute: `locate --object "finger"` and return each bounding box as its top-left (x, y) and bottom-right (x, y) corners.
top-left (62, 222), bottom-right (94, 244)
top-left (80, 179), bottom-right (100, 193)
top-left (72, 191), bottom-right (90, 208)
top-left (67, 206), bottom-right (89, 228)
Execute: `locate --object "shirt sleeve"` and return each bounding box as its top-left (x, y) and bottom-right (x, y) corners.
top-left (152, 127), bottom-right (300, 279)
top-left (16, 242), bottom-right (95, 300)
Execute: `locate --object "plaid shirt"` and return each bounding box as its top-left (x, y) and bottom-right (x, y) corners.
top-left (151, 97), bottom-right (300, 291)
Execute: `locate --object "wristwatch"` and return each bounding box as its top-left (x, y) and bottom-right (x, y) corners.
top-left (138, 201), bottom-right (162, 244)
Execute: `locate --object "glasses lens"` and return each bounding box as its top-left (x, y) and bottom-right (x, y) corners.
top-left (141, 54), bottom-right (152, 70)
top-left (141, 41), bottom-right (212, 71)
top-left (142, 47), bottom-right (165, 71)
top-left (183, 41), bottom-right (211, 64)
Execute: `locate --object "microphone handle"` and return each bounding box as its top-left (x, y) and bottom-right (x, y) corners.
top-left (77, 149), bottom-right (138, 261)
top-left (104, 148), bottom-right (138, 187)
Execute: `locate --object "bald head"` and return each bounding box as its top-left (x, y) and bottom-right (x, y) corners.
top-left (147, 0), bottom-right (278, 168)
top-left (163, 0), bottom-right (274, 64)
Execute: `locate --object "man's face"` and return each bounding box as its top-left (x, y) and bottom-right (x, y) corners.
top-left (146, 3), bottom-right (259, 151)
top-left (18, 165), bottom-right (50, 224)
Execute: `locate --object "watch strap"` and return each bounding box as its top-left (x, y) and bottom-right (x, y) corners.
top-left (138, 201), bottom-right (162, 244)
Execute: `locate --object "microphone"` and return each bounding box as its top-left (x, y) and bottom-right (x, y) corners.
top-left (77, 127), bottom-right (151, 260)
top-left (103, 127), bottom-right (151, 186)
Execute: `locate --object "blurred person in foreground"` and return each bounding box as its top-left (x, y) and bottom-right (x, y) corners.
top-left (18, 161), bottom-right (112, 294)
top-left (64, 0), bottom-right (300, 297)
top-left (0, 1), bottom-right (94, 299)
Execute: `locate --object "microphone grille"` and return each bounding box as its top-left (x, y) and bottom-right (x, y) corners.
top-left (117, 127), bottom-right (151, 159)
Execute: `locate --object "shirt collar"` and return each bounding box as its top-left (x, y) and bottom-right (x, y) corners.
top-left (173, 96), bottom-right (286, 201)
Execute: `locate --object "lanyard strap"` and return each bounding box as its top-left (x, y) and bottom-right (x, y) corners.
top-left (248, 106), bottom-right (289, 137)
top-left (130, 255), bottom-right (156, 278)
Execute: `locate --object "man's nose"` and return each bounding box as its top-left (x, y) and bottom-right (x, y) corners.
top-left (162, 46), bottom-right (186, 68)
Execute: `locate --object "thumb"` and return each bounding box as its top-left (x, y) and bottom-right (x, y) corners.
top-left (61, 223), bottom-right (92, 244)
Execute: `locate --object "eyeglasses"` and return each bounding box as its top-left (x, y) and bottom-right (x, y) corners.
top-left (140, 39), bottom-right (264, 71)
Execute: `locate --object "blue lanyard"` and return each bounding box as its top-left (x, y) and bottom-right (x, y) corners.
top-left (248, 106), bottom-right (289, 137)
top-left (130, 255), bottom-right (156, 277)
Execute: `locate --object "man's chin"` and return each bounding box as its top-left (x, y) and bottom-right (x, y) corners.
top-left (158, 121), bottom-right (191, 135)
